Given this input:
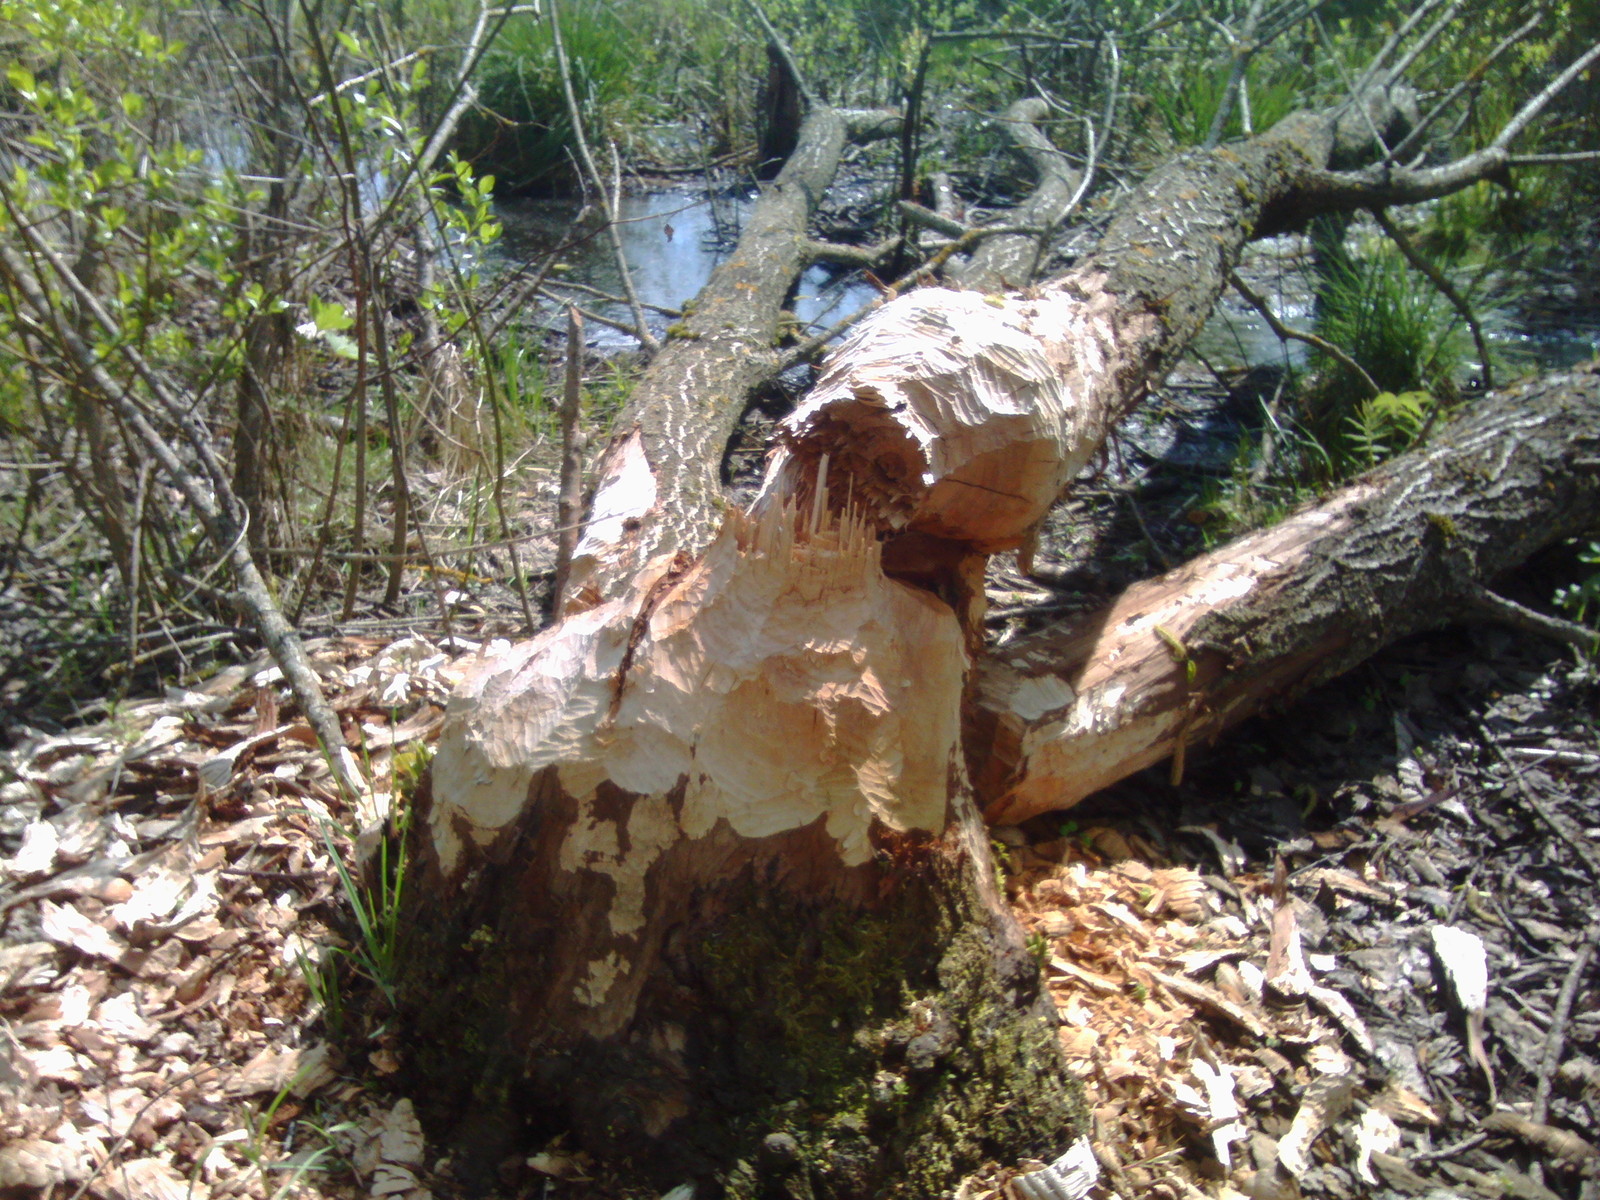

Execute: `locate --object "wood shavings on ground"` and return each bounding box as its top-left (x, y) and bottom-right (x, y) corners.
top-left (0, 636), bottom-right (480, 1200)
top-left (2, 624), bottom-right (1599, 1200)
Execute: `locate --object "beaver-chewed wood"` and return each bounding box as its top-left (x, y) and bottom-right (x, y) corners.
top-left (970, 364), bottom-right (1600, 825)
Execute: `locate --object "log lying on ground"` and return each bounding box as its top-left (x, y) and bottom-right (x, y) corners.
top-left (567, 82), bottom-right (1412, 615)
top-left (950, 98), bottom-right (1084, 292)
top-left (563, 105), bottom-right (898, 612)
top-left (970, 362), bottom-right (1600, 826)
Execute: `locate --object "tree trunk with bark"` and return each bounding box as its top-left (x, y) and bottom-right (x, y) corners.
top-left (949, 98), bottom-right (1084, 293)
top-left (404, 502), bottom-right (1082, 1198)
top-left (396, 78), bottom-right (1550, 1196)
top-left (561, 104), bottom-right (898, 613)
top-left (969, 362), bottom-right (1600, 825)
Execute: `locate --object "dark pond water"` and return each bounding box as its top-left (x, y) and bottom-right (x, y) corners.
top-left (495, 192), bottom-right (1600, 373)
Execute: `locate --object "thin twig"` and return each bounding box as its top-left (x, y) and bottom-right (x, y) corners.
top-left (1250, 371), bottom-right (1290, 484)
top-left (1385, 0), bottom-right (1463, 85)
top-left (1228, 269), bottom-right (1381, 396)
top-left (1387, 10), bottom-right (1546, 163)
top-left (548, 1), bottom-right (658, 355)
top-left (1203, 0), bottom-right (1267, 149)
top-left (0, 238), bottom-right (365, 801)
top-left (1466, 584), bottom-right (1600, 653)
top-left (553, 306), bottom-right (587, 613)
top-left (536, 292), bottom-right (654, 340)
top-left (1478, 720), bottom-right (1600, 886)
top-left (1534, 923), bottom-right (1600, 1126)
top-left (539, 277), bottom-right (683, 318)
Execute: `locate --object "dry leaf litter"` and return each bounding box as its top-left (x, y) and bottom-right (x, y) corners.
top-left (3, 623), bottom-right (1599, 1200)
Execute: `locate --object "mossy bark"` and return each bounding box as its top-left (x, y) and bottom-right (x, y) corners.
top-left (399, 784), bottom-right (1083, 1198)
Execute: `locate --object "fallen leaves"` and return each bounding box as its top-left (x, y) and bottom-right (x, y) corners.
top-left (0, 636), bottom-right (477, 1200)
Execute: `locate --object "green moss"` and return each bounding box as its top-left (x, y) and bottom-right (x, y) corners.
top-left (392, 788), bottom-right (1083, 1198)
top-left (688, 869), bottom-right (1085, 1199)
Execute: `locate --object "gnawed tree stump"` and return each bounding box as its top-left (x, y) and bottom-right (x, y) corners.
top-left (399, 70), bottom-right (1553, 1195)
top-left (401, 313), bottom-right (1089, 1192)
top-left (970, 362), bottom-right (1600, 825)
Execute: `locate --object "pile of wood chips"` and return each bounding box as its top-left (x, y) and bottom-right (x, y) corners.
top-left (0, 637), bottom-right (470, 1200)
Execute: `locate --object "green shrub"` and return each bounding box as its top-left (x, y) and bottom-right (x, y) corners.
top-left (1298, 249), bottom-right (1464, 472)
top-left (454, 1), bottom-right (644, 193)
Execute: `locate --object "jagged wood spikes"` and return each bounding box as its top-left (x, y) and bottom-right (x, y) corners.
top-left (428, 499), bottom-right (968, 894)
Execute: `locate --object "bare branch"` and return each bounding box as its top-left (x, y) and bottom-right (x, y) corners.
top-left (1508, 150), bottom-right (1600, 165)
top-left (1203, 0), bottom-right (1266, 150)
top-left (802, 237), bottom-right (901, 270)
top-left (548, 1), bottom-right (659, 355)
top-left (1492, 39), bottom-right (1600, 150)
top-left (1386, 10), bottom-right (1545, 164)
top-left (1346, 0), bottom-right (1450, 98)
top-left (1371, 206), bottom-right (1494, 391)
top-left (1385, 0), bottom-right (1463, 86)
top-left (1228, 270), bottom-right (1380, 397)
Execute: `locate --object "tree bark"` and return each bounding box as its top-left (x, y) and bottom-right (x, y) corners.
top-left (561, 104), bottom-right (899, 613)
top-left (969, 362), bottom-right (1600, 825)
top-left (950, 98), bottom-right (1083, 292)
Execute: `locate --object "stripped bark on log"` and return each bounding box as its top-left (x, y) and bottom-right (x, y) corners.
top-left (969, 363), bottom-right (1600, 825)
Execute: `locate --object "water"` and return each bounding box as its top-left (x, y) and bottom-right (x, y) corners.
top-left (1196, 295), bottom-right (1600, 380)
top-left (492, 203), bottom-right (1600, 371)
top-left (1193, 236), bottom-right (1600, 378)
top-left (493, 188), bottom-right (878, 349)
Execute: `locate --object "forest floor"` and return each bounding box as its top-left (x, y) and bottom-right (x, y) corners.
top-left (4, 460), bottom-right (1599, 1200)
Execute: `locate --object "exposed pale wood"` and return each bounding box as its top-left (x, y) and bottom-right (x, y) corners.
top-left (970, 364), bottom-right (1600, 825)
top-left (429, 504), bottom-right (966, 883)
top-left (408, 498), bottom-right (1079, 1191)
top-left (562, 106), bottom-right (899, 612)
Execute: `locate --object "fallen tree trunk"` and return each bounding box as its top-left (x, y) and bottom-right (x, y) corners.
top-left (563, 104), bottom-right (898, 611)
top-left (400, 71), bottom-right (1548, 1197)
top-left (950, 98), bottom-right (1084, 292)
top-left (970, 362), bottom-right (1600, 825)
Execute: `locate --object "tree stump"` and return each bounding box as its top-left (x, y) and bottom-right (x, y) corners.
top-left (399, 291), bottom-right (1093, 1195)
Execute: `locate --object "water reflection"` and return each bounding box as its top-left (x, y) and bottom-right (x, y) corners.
top-left (493, 189), bottom-right (878, 349)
